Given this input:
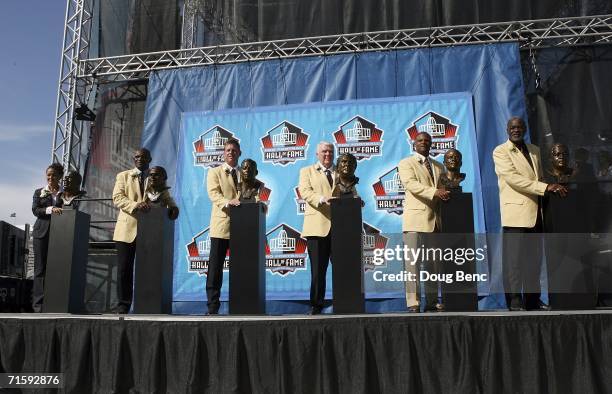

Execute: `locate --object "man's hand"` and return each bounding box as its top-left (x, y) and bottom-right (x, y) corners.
top-left (136, 202), bottom-right (151, 212)
top-left (320, 196), bottom-right (335, 205)
top-left (51, 207), bottom-right (63, 215)
top-left (434, 188), bottom-right (451, 201)
top-left (228, 199), bottom-right (241, 206)
top-left (546, 183), bottom-right (568, 197)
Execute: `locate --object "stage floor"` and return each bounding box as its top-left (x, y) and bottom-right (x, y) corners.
top-left (1, 310), bottom-right (611, 393)
top-left (2, 308), bottom-right (612, 320)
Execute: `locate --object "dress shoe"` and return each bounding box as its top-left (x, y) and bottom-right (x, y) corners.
top-left (407, 305), bottom-right (420, 313)
top-left (424, 303), bottom-right (445, 312)
top-left (508, 297), bottom-right (525, 312)
top-left (528, 301), bottom-right (550, 311)
top-left (206, 309), bottom-right (219, 315)
top-left (309, 306), bottom-right (322, 315)
top-left (111, 305), bottom-right (129, 314)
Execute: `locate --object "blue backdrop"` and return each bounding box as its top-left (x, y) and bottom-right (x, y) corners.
top-left (175, 93), bottom-right (483, 301)
top-left (142, 43), bottom-right (528, 310)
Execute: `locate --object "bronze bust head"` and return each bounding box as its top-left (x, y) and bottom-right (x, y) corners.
top-left (147, 166), bottom-right (170, 193)
top-left (238, 159), bottom-right (263, 202)
top-left (332, 153), bottom-right (359, 198)
top-left (61, 170), bottom-right (85, 207)
top-left (145, 166), bottom-right (171, 203)
top-left (548, 143), bottom-right (574, 183)
top-left (438, 148), bottom-right (466, 192)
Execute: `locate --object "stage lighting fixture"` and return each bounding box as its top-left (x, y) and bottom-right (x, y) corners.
top-left (74, 104), bottom-right (96, 121)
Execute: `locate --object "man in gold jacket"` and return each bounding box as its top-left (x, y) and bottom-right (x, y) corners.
top-left (493, 117), bottom-right (567, 311)
top-left (205, 139), bottom-right (242, 314)
top-left (298, 141), bottom-right (336, 315)
top-left (398, 132), bottom-right (450, 312)
top-left (112, 148), bottom-right (178, 313)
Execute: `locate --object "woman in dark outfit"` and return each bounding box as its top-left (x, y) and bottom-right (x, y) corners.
top-left (31, 163), bottom-right (64, 312)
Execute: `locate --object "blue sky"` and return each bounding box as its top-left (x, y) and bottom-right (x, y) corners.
top-left (0, 2), bottom-right (65, 228)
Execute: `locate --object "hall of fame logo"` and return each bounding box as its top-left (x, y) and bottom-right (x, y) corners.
top-left (258, 184), bottom-right (272, 204)
top-left (294, 187), bottom-right (305, 215)
top-left (193, 125), bottom-right (240, 168)
top-left (332, 116), bottom-right (384, 160)
top-left (372, 167), bottom-right (405, 215)
top-left (406, 112), bottom-right (458, 158)
top-left (185, 227), bottom-right (230, 276)
top-left (362, 222), bottom-right (389, 272)
top-left (261, 121), bottom-right (309, 166)
top-left (265, 224), bottom-right (308, 276)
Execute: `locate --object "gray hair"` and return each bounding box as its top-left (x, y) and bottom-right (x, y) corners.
top-left (506, 116), bottom-right (525, 128)
top-left (316, 141), bottom-right (334, 152)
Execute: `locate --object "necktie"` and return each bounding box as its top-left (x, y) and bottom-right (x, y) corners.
top-left (139, 172), bottom-right (145, 194)
top-left (423, 158), bottom-right (434, 180)
top-left (230, 168), bottom-right (239, 192)
top-left (518, 144), bottom-right (534, 170)
top-left (324, 169), bottom-right (333, 187)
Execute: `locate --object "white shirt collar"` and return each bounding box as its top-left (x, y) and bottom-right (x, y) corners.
top-left (222, 162), bottom-right (239, 172)
top-left (40, 184), bottom-right (61, 198)
top-left (413, 151), bottom-right (430, 163)
top-left (222, 162), bottom-right (241, 183)
top-left (130, 167), bottom-right (149, 177)
top-left (316, 162), bottom-right (334, 172)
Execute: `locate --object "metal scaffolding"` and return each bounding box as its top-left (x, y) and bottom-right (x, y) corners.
top-left (55, 5), bottom-right (612, 170)
top-left (80, 14), bottom-right (612, 82)
top-left (52, 0), bottom-right (95, 172)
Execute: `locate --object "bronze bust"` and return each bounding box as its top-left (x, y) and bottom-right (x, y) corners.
top-left (145, 166), bottom-right (171, 202)
top-left (437, 148), bottom-right (466, 192)
top-left (145, 166), bottom-right (180, 220)
top-left (238, 159), bottom-right (263, 202)
top-left (548, 143), bottom-right (575, 183)
top-left (61, 170), bottom-right (86, 208)
top-left (332, 153), bottom-right (359, 198)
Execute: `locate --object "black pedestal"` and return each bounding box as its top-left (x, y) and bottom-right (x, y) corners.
top-left (545, 190), bottom-right (597, 310)
top-left (331, 197), bottom-right (365, 314)
top-left (44, 209), bottom-right (90, 313)
top-left (134, 206), bottom-right (174, 314)
top-left (439, 192), bottom-right (478, 311)
top-left (229, 202), bottom-right (266, 314)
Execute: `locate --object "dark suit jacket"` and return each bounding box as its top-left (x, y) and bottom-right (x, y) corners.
top-left (32, 188), bottom-right (63, 239)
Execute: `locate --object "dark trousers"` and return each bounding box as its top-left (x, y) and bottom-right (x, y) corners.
top-left (503, 215), bottom-right (543, 310)
top-left (115, 241), bottom-right (137, 311)
top-left (306, 234), bottom-right (332, 308)
top-left (32, 236), bottom-right (49, 312)
top-left (206, 237), bottom-right (229, 313)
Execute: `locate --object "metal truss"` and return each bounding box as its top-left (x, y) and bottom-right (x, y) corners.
top-left (56, 8), bottom-right (612, 170)
top-left (52, 0), bottom-right (94, 172)
top-left (80, 14), bottom-right (612, 82)
top-left (181, 0), bottom-right (199, 49)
